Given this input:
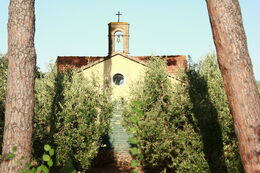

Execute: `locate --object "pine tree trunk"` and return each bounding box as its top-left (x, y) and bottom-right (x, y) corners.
top-left (1, 0), bottom-right (36, 172)
top-left (205, 0), bottom-right (260, 172)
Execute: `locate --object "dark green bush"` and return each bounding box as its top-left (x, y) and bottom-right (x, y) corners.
top-left (0, 55), bottom-right (7, 150)
top-left (34, 68), bottom-right (113, 171)
top-left (123, 57), bottom-right (209, 172)
top-left (124, 54), bottom-right (242, 172)
top-left (54, 73), bottom-right (113, 171)
top-left (0, 62), bottom-right (112, 170)
top-left (187, 53), bottom-right (242, 172)
top-left (33, 67), bottom-right (57, 159)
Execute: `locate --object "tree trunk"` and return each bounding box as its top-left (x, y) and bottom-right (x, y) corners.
top-left (1, 0), bottom-right (36, 172)
top-left (205, 0), bottom-right (260, 172)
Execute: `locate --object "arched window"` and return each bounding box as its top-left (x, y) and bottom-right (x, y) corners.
top-left (115, 31), bottom-right (123, 53)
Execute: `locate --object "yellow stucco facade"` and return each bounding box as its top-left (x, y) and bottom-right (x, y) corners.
top-left (82, 54), bottom-right (147, 99)
top-left (81, 54), bottom-right (178, 99)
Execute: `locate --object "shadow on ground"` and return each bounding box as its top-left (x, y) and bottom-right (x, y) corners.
top-left (88, 150), bottom-right (134, 173)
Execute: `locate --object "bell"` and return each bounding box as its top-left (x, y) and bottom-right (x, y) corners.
top-left (116, 35), bottom-right (121, 43)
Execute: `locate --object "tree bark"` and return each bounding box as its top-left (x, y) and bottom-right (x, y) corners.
top-left (1, 0), bottom-right (36, 172)
top-left (205, 0), bottom-right (260, 172)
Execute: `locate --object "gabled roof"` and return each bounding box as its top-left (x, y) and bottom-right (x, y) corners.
top-left (57, 53), bottom-right (187, 75)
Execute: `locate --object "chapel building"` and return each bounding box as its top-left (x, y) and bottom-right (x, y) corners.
top-left (56, 15), bottom-right (187, 157)
top-left (57, 20), bottom-right (186, 99)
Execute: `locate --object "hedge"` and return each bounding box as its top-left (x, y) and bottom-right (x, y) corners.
top-left (123, 57), bottom-right (209, 172)
top-left (34, 69), bottom-right (113, 171)
top-left (187, 53), bottom-right (243, 172)
top-left (123, 54), bottom-right (243, 172)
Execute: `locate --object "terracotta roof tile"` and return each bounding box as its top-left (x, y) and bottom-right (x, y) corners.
top-left (57, 55), bottom-right (186, 75)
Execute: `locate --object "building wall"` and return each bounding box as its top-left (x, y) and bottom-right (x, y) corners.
top-left (82, 54), bottom-right (179, 99)
top-left (82, 54), bottom-right (146, 99)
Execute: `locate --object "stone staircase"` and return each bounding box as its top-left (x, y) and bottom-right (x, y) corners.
top-left (88, 102), bottom-right (134, 172)
top-left (109, 102), bottom-right (132, 156)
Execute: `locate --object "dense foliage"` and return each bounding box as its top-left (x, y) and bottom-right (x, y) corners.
top-left (123, 54), bottom-right (242, 172)
top-left (187, 53), bottom-right (242, 172)
top-left (0, 55), bottom-right (7, 150)
top-left (33, 68), bottom-right (113, 171)
top-left (0, 62), bottom-right (112, 171)
top-left (123, 57), bottom-right (209, 172)
top-left (54, 73), bottom-right (112, 170)
top-left (0, 53), bottom-right (254, 172)
top-left (33, 67), bottom-right (57, 159)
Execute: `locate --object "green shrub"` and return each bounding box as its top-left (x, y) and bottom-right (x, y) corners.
top-left (124, 54), bottom-right (242, 172)
top-left (187, 53), bottom-right (242, 172)
top-left (0, 55), bottom-right (7, 150)
top-left (123, 57), bottom-right (209, 172)
top-left (53, 72), bottom-right (113, 171)
top-left (34, 68), bottom-right (113, 171)
top-left (20, 144), bottom-right (55, 173)
top-left (33, 67), bottom-right (57, 159)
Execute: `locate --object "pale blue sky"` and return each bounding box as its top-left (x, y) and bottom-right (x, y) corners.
top-left (0, 1), bottom-right (259, 80)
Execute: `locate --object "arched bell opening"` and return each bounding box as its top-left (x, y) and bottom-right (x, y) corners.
top-left (114, 31), bottom-right (124, 53)
top-left (108, 22), bottom-right (129, 56)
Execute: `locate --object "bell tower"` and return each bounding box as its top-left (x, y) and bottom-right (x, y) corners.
top-left (108, 12), bottom-right (129, 56)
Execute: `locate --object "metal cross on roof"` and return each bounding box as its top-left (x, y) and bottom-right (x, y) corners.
top-left (116, 11), bottom-right (122, 22)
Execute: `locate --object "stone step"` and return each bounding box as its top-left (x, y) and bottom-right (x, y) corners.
top-left (109, 105), bottom-right (132, 156)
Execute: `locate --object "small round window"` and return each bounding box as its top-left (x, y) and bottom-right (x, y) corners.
top-left (113, 73), bottom-right (124, 86)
